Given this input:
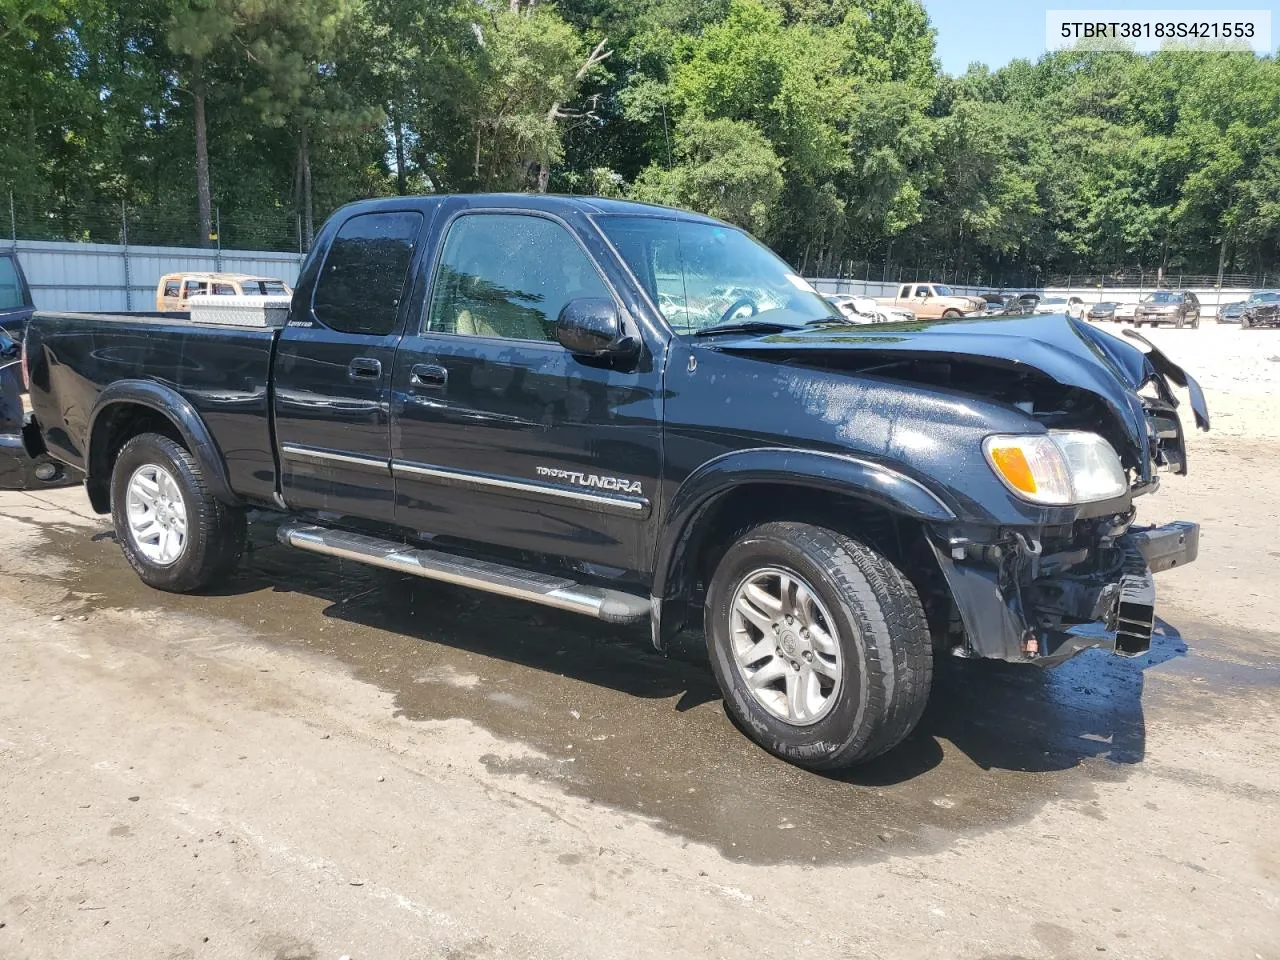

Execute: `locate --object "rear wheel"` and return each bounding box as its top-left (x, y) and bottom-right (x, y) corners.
top-left (704, 521), bottom-right (933, 770)
top-left (110, 433), bottom-right (246, 593)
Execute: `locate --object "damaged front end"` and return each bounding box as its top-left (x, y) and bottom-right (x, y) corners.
top-left (713, 313), bottom-right (1208, 666)
top-left (928, 516), bottom-right (1199, 666)
top-left (921, 326), bottom-right (1207, 666)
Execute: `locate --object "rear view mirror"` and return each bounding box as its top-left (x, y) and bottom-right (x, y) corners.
top-left (555, 298), bottom-right (639, 360)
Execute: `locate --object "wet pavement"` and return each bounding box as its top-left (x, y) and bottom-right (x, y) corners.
top-left (35, 512), bottom-right (1280, 868)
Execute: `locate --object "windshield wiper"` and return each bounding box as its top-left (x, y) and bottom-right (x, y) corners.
top-left (691, 319), bottom-right (797, 337)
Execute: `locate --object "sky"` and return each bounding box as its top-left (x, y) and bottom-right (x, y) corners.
top-left (924, 1), bottom-right (1280, 75)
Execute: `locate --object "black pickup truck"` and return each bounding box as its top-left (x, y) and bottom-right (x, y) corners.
top-left (22, 194), bottom-right (1208, 769)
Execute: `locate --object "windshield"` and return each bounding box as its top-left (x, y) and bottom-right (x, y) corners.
top-left (1248, 292), bottom-right (1279, 304)
top-left (1093, 302), bottom-right (1116, 309)
top-left (1041, 297), bottom-right (1066, 305)
top-left (933, 284), bottom-right (955, 297)
top-left (1143, 291), bottom-right (1177, 303)
top-left (596, 216), bottom-right (836, 333)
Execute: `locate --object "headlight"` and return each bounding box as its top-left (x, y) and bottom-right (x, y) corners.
top-left (984, 430), bottom-right (1128, 504)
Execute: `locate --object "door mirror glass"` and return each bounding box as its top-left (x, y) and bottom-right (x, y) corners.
top-left (555, 298), bottom-right (636, 358)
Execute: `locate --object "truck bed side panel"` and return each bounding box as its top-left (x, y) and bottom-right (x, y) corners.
top-left (27, 313), bottom-right (277, 503)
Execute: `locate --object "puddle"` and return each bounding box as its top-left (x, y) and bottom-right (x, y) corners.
top-left (15, 515), bottom-right (1276, 866)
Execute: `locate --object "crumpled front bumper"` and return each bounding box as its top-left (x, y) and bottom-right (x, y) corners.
top-left (929, 520), bottom-right (1199, 666)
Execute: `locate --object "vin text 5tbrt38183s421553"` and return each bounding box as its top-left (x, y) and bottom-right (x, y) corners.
top-left (21, 194), bottom-right (1207, 770)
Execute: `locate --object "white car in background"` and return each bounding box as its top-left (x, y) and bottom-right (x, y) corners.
top-left (1115, 301), bottom-right (1138, 322)
top-left (826, 294), bottom-right (913, 324)
top-left (1033, 295), bottom-right (1087, 319)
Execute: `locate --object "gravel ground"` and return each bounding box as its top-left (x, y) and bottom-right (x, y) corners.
top-left (1, 321), bottom-right (1278, 960)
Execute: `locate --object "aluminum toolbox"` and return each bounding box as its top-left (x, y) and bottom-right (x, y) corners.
top-left (187, 295), bottom-right (292, 328)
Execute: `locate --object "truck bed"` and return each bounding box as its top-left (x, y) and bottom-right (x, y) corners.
top-left (26, 311), bottom-right (279, 503)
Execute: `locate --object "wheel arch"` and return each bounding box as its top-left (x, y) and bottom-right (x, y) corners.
top-left (85, 380), bottom-right (237, 514)
top-left (649, 448), bottom-right (956, 649)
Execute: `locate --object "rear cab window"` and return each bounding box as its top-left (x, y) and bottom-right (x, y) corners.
top-left (312, 211), bottom-right (422, 335)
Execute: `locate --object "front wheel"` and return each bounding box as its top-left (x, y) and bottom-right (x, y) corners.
top-left (110, 432), bottom-right (246, 593)
top-left (941, 308), bottom-right (962, 319)
top-left (704, 521), bottom-right (933, 770)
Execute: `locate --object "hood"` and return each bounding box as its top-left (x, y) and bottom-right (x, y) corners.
top-left (703, 313), bottom-right (1209, 475)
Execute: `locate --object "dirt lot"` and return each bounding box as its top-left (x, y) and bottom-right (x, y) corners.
top-left (1, 324), bottom-right (1278, 960)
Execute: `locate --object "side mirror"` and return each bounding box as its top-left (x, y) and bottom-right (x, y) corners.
top-left (555, 298), bottom-right (638, 359)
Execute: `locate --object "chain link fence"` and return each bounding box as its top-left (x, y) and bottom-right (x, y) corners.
top-left (815, 259), bottom-right (1277, 292)
top-left (7, 194), bottom-right (309, 255)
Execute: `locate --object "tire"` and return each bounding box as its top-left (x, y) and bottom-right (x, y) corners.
top-left (1174, 315), bottom-right (1184, 329)
top-left (110, 432), bottom-right (246, 593)
top-left (1242, 316), bottom-right (1252, 329)
top-left (941, 309), bottom-right (962, 319)
top-left (704, 521), bottom-right (933, 770)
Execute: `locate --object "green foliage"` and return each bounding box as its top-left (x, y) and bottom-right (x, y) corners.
top-left (632, 115), bottom-right (783, 234)
top-left (0, 0), bottom-right (1276, 278)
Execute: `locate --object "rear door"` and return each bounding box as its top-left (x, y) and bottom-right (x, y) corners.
top-left (273, 206), bottom-right (433, 524)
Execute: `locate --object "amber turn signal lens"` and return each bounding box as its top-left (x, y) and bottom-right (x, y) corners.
top-left (988, 445), bottom-right (1037, 494)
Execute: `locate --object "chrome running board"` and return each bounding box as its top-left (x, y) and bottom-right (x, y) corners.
top-left (276, 522), bottom-right (651, 625)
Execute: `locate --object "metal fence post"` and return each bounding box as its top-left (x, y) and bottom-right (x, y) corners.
top-left (8, 191), bottom-right (15, 249)
top-left (215, 207), bottom-right (223, 272)
top-left (121, 201), bottom-right (133, 311)
top-left (297, 215), bottom-right (303, 255)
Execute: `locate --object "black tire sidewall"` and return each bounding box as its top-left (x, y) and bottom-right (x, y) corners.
top-left (110, 434), bottom-right (224, 592)
top-left (705, 531), bottom-right (873, 767)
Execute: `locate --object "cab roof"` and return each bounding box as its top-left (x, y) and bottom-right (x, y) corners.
top-left (329, 193), bottom-right (725, 225)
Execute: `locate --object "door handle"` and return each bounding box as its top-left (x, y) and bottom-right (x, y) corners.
top-left (348, 357), bottom-right (382, 381)
top-left (409, 363), bottom-right (448, 390)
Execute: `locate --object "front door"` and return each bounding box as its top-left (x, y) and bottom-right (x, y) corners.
top-left (273, 207), bottom-right (428, 524)
top-left (390, 210), bottom-right (663, 574)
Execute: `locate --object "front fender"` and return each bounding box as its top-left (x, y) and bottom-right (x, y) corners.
top-left (650, 446), bottom-right (956, 604)
top-left (86, 380), bottom-right (239, 510)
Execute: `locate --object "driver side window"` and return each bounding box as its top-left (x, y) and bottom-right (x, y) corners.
top-left (427, 214), bottom-right (611, 342)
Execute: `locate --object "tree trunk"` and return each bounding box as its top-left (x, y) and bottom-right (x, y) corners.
top-left (392, 105), bottom-right (407, 195)
top-left (300, 126), bottom-right (314, 250)
top-left (192, 58), bottom-right (213, 248)
top-left (536, 161), bottom-right (550, 193)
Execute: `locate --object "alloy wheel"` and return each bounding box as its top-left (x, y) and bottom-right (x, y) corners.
top-left (728, 567), bottom-right (843, 725)
top-left (125, 464), bottom-right (189, 566)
